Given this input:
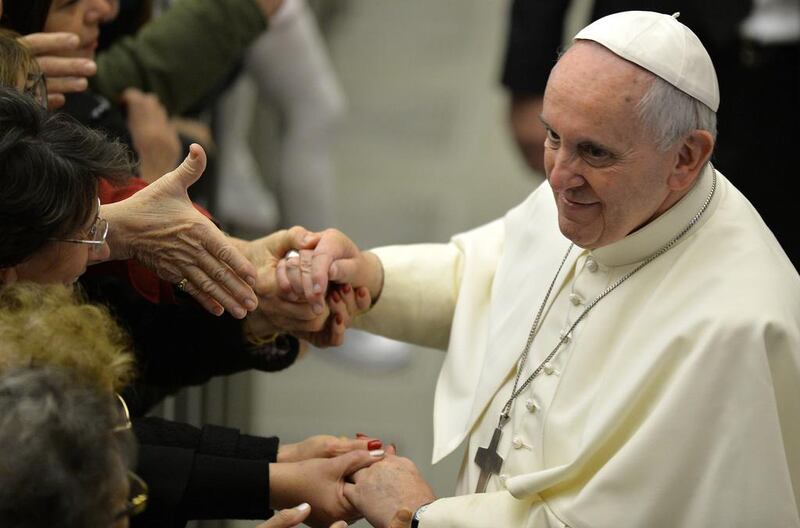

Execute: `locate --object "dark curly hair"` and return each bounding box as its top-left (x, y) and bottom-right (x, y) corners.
top-left (0, 366), bottom-right (136, 528)
top-left (0, 87), bottom-right (133, 268)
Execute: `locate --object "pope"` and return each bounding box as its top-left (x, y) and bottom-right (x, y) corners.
top-left (280, 11), bottom-right (800, 528)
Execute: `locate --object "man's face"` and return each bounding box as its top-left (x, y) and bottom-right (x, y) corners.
top-left (541, 42), bottom-right (679, 249)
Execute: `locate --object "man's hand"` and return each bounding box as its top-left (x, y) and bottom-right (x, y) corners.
top-left (277, 434), bottom-right (382, 463)
top-left (102, 144), bottom-right (258, 318)
top-left (121, 89), bottom-right (182, 183)
top-left (17, 33), bottom-right (96, 109)
top-left (276, 229), bottom-right (383, 315)
top-left (344, 454), bottom-right (436, 528)
top-left (270, 450), bottom-right (386, 528)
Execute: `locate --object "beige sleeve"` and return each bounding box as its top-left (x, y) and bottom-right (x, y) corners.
top-left (354, 243), bottom-right (464, 350)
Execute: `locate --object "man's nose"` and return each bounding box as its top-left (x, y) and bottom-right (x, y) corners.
top-left (547, 149), bottom-right (584, 192)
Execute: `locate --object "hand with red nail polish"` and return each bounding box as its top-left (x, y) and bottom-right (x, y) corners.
top-left (289, 283), bottom-right (372, 348)
top-left (277, 434), bottom-right (385, 463)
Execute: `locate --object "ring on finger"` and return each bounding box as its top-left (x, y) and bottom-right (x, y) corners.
top-left (177, 278), bottom-right (189, 291)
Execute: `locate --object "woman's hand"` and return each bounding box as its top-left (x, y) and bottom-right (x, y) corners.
top-left (102, 144), bottom-right (258, 318)
top-left (121, 88), bottom-right (182, 184)
top-left (270, 450), bottom-right (386, 528)
top-left (256, 503), bottom-right (346, 528)
top-left (278, 434), bottom-right (382, 463)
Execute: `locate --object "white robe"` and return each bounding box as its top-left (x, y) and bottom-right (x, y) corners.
top-left (356, 166), bottom-right (800, 527)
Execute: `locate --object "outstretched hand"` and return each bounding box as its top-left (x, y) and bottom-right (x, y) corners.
top-left (17, 32), bottom-right (96, 109)
top-left (102, 144), bottom-right (258, 318)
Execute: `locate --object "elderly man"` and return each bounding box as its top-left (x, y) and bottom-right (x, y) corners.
top-left (282, 11), bottom-right (800, 528)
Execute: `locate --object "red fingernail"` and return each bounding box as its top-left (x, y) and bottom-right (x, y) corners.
top-left (335, 313), bottom-right (343, 325)
top-left (358, 288), bottom-right (367, 298)
top-left (368, 440), bottom-right (382, 450)
top-left (331, 291), bottom-right (341, 303)
top-left (342, 284), bottom-right (351, 294)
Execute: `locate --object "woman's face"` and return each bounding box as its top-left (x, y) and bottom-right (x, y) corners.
top-left (43, 0), bottom-right (114, 59)
top-left (12, 199), bottom-right (110, 284)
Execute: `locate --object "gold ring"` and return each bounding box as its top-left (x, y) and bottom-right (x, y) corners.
top-left (177, 278), bottom-right (188, 291)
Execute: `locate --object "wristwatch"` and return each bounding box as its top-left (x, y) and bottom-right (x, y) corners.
top-left (410, 502), bottom-right (431, 528)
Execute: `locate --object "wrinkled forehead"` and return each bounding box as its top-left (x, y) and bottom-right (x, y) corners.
top-left (544, 42), bottom-right (654, 137)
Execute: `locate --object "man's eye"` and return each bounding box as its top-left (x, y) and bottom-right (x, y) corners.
top-left (580, 143), bottom-right (611, 161)
top-left (545, 128), bottom-right (560, 143)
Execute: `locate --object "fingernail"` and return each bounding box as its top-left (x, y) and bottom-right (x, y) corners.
top-left (342, 284), bottom-right (351, 294)
top-left (189, 148), bottom-right (198, 160)
top-left (288, 292), bottom-right (298, 302)
top-left (312, 303), bottom-right (324, 315)
top-left (302, 235), bottom-right (311, 244)
top-left (313, 283), bottom-right (322, 294)
top-left (358, 288), bottom-right (367, 298)
top-left (234, 307), bottom-right (246, 319)
top-left (331, 291), bottom-right (340, 303)
top-left (367, 440), bottom-right (382, 450)
top-left (295, 503), bottom-right (310, 512)
top-left (247, 276), bottom-right (256, 287)
top-left (335, 313), bottom-right (343, 325)
top-left (244, 299), bottom-right (257, 311)
top-left (83, 60), bottom-right (97, 74)
top-left (369, 449), bottom-right (385, 457)
top-left (356, 432), bottom-right (368, 438)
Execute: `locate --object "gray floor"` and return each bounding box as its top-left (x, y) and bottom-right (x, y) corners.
top-left (224, 1), bottom-right (542, 527)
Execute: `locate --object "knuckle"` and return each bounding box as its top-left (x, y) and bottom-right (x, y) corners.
top-left (198, 278), bottom-right (216, 294)
top-left (211, 266), bottom-right (229, 283)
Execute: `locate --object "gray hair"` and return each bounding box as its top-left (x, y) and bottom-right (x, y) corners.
top-left (636, 74), bottom-right (718, 151)
top-left (0, 367), bottom-right (135, 528)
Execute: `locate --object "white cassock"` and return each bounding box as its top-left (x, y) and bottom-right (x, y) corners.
top-left (356, 165), bottom-right (800, 527)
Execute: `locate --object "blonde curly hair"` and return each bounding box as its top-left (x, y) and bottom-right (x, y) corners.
top-left (0, 283), bottom-right (135, 392)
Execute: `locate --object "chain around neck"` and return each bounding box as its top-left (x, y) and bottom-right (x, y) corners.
top-left (497, 168), bottom-right (718, 428)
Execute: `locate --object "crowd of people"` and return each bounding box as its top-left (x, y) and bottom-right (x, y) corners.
top-left (1, 1), bottom-right (798, 528)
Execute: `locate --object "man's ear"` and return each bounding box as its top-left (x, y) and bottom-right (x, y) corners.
top-left (667, 130), bottom-right (714, 191)
top-left (0, 267), bottom-right (18, 284)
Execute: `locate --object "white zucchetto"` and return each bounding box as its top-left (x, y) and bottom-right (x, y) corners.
top-left (574, 11), bottom-right (720, 112)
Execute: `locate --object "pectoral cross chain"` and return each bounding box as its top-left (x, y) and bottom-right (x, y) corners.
top-left (474, 423), bottom-right (506, 493)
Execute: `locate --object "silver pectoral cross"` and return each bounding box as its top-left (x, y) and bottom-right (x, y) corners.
top-left (474, 415), bottom-right (508, 493)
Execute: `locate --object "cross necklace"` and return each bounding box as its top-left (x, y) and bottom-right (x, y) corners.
top-left (474, 169), bottom-right (718, 493)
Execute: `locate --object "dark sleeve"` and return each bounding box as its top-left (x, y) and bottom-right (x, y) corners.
top-left (79, 274), bottom-right (299, 414)
top-left (132, 417), bottom-right (278, 525)
top-left (91, 0), bottom-right (267, 115)
top-left (501, 0), bottom-right (572, 96)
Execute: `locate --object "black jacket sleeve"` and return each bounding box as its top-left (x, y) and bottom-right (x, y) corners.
top-left (132, 417), bottom-right (278, 527)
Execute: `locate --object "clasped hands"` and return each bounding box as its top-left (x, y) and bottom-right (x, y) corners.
top-left (266, 434), bottom-right (435, 528)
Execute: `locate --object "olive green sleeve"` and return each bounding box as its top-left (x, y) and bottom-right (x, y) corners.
top-left (91, 0), bottom-right (268, 115)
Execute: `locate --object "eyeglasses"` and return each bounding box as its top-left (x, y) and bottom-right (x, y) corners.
top-left (51, 198), bottom-right (109, 251)
top-left (111, 395), bottom-right (148, 520)
top-left (112, 392), bottom-right (131, 433)
top-left (113, 470), bottom-right (149, 521)
top-left (23, 71), bottom-right (48, 109)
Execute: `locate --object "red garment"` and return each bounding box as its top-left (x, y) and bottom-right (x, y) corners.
top-left (87, 177), bottom-right (214, 304)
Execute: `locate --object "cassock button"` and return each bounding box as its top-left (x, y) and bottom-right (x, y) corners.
top-left (586, 258), bottom-right (599, 272)
top-left (512, 436), bottom-right (524, 449)
top-left (525, 399), bottom-right (538, 413)
top-left (569, 293), bottom-right (583, 305)
top-left (543, 362), bottom-right (555, 375)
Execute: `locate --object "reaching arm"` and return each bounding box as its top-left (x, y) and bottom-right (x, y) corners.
top-left (101, 144), bottom-right (258, 318)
